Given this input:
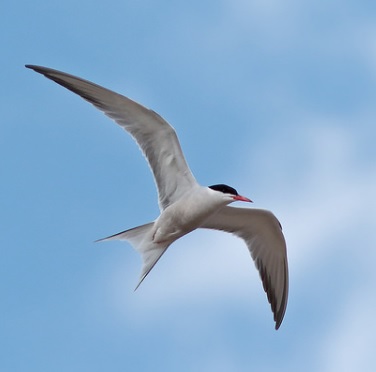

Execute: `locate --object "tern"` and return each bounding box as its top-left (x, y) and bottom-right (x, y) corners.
top-left (26, 65), bottom-right (289, 329)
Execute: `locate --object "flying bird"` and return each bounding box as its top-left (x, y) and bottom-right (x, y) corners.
top-left (26, 64), bottom-right (289, 329)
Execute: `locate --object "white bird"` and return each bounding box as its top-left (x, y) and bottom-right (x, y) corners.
top-left (26, 64), bottom-right (289, 329)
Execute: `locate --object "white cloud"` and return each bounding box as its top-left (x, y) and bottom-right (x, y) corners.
top-left (106, 229), bottom-right (262, 315)
top-left (78, 5), bottom-right (376, 367)
top-left (320, 289), bottom-right (376, 372)
top-left (102, 112), bottom-right (376, 342)
top-left (264, 120), bottom-right (376, 370)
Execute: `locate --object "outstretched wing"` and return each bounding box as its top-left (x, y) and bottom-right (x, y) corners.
top-left (201, 206), bottom-right (288, 329)
top-left (26, 65), bottom-right (197, 210)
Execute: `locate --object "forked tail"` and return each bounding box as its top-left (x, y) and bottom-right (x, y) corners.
top-left (97, 222), bottom-right (170, 289)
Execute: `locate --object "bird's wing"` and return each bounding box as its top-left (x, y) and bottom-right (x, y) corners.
top-left (201, 206), bottom-right (288, 329)
top-left (26, 65), bottom-right (197, 210)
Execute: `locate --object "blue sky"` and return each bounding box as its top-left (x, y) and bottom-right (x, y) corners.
top-left (2, 1), bottom-right (376, 371)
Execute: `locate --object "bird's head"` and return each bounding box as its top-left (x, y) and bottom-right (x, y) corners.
top-left (208, 184), bottom-right (252, 204)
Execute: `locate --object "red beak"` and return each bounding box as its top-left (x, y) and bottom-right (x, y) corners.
top-left (233, 195), bottom-right (252, 202)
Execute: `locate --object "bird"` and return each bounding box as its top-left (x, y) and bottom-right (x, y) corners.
top-left (26, 64), bottom-right (289, 329)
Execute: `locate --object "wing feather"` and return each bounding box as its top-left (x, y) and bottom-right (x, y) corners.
top-left (201, 206), bottom-right (288, 329)
top-left (26, 65), bottom-right (197, 210)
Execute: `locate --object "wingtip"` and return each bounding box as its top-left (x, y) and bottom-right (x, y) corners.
top-left (274, 319), bottom-right (282, 331)
top-left (273, 298), bottom-right (288, 330)
top-left (25, 64), bottom-right (57, 76)
top-left (273, 298), bottom-right (287, 330)
top-left (134, 277), bottom-right (144, 292)
top-left (25, 64), bottom-right (48, 76)
top-left (25, 64), bottom-right (39, 71)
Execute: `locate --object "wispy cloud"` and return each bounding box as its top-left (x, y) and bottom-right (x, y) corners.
top-left (320, 288), bottom-right (376, 371)
top-left (99, 106), bottom-right (376, 370)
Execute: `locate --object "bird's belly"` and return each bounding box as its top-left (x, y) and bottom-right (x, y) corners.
top-left (152, 200), bottom-right (220, 243)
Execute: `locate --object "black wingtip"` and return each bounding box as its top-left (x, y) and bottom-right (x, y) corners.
top-left (25, 64), bottom-right (53, 75)
top-left (25, 64), bottom-right (38, 70)
top-left (26, 65), bottom-right (62, 77)
top-left (274, 317), bottom-right (279, 330)
top-left (25, 64), bottom-right (49, 76)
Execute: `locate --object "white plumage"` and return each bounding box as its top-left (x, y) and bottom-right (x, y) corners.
top-left (26, 65), bottom-right (289, 329)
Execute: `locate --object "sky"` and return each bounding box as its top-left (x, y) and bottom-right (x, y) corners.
top-left (2, 1), bottom-right (376, 371)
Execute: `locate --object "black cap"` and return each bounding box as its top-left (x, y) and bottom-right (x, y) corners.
top-left (208, 184), bottom-right (238, 196)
